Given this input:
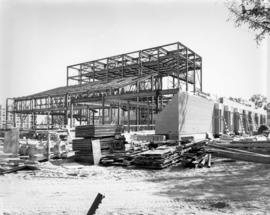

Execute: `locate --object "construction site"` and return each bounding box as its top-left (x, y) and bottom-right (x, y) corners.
top-left (1, 42), bottom-right (270, 215)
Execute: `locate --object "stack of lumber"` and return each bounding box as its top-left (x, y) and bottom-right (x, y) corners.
top-left (99, 149), bottom-right (145, 166)
top-left (72, 139), bottom-right (93, 152)
top-left (133, 146), bottom-right (181, 169)
top-left (73, 124), bottom-right (123, 163)
top-left (72, 138), bottom-right (111, 163)
top-left (72, 138), bottom-right (93, 163)
top-left (75, 125), bottom-right (122, 138)
top-left (180, 140), bottom-right (211, 168)
top-left (73, 139), bottom-right (102, 163)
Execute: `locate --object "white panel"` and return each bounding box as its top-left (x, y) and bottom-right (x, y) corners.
top-left (155, 94), bottom-right (179, 139)
top-left (178, 92), bottom-right (215, 136)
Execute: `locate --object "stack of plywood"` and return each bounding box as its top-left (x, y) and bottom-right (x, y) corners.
top-left (73, 125), bottom-right (124, 163)
top-left (75, 125), bottom-right (122, 138)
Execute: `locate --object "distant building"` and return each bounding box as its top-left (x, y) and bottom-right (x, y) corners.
top-left (0, 105), bottom-right (7, 129)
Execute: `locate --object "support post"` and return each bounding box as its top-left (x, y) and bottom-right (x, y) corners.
top-left (147, 98), bottom-right (150, 129)
top-left (13, 112), bottom-right (16, 128)
top-left (193, 53), bottom-right (196, 93)
top-left (177, 43), bottom-right (180, 88)
top-left (92, 111), bottom-right (95, 125)
top-left (102, 94), bottom-right (105, 125)
top-left (186, 48), bottom-right (189, 92)
top-left (47, 112), bottom-right (50, 130)
top-left (106, 58), bottom-right (109, 82)
top-left (20, 114), bottom-right (23, 129)
top-left (64, 94), bottom-right (68, 126)
top-left (66, 67), bottom-right (69, 86)
top-left (109, 105), bottom-right (113, 123)
top-left (86, 108), bottom-right (90, 125)
top-left (79, 110), bottom-right (82, 125)
top-left (127, 101), bottom-right (130, 132)
top-left (160, 77), bottom-right (163, 111)
top-left (70, 103), bottom-right (73, 127)
top-left (32, 113), bottom-right (36, 129)
top-left (117, 103), bottom-right (120, 125)
top-left (47, 132), bottom-right (51, 161)
top-left (5, 98), bottom-right (9, 129)
top-left (200, 58), bottom-right (202, 92)
top-left (51, 114), bottom-right (54, 128)
top-left (122, 55), bottom-right (125, 78)
top-left (136, 97), bottom-right (139, 130)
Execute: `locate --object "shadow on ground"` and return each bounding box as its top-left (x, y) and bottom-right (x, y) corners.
top-left (144, 159), bottom-right (270, 201)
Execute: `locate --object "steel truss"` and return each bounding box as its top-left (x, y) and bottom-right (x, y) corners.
top-left (7, 42), bottom-right (202, 131)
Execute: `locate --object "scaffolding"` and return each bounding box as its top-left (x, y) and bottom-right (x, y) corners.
top-left (6, 42), bottom-right (202, 131)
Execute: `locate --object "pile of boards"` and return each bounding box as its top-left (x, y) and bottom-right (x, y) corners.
top-left (99, 149), bottom-right (145, 166)
top-left (99, 139), bottom-right (211, 169)
top-left (179, 140), bottom-right (211, 168)
top-left (0, 156), bottom-right (39, 175)
top-left (72, 125), bottom-right (124, 163)
top-left (133, 146), bottom-right (182, 169)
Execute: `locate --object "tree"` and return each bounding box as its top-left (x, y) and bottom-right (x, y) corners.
top-left (227, 0), bottom-right (270, 44)
top-left (266, 102), bottom-right (270, 110)
top-left (249, 94), bottom-right (267, 108)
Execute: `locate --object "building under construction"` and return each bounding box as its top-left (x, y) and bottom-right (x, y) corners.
top-left (6, 42), bottom-right (202, 131)
top-left (5, 42), bottom-right (267, 137)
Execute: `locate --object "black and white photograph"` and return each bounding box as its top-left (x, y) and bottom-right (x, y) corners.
top-left (0, 0), bottom-right (270, 214)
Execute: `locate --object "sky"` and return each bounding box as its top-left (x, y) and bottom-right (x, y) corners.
top-left (0, 0), bottom-right (269, 106)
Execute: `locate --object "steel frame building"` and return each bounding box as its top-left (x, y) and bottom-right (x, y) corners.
top-left (6, 42), bottom-right (202, 131)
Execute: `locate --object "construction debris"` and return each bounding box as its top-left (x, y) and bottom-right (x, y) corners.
top-left (18, 130), bottom-right (73, 159)
top-left (0, 164), bottom-right (39, 175)
top-left (0, 155), bottom-right (40, 175)
top-left (99, 139), bottom-right (211, 169)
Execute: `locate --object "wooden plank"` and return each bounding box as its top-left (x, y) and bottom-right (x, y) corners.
top-left (87, 193), bottom-right (105, 215)
top-left (208, 144), bottom-right (270, 164)
top-left (215, 142), bottom-right (270, 148)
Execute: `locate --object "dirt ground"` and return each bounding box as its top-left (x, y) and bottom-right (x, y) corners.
top-left (1, 157), bottom-right (270, 215)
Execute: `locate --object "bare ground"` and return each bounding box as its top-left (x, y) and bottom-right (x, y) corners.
top-left (1, 158), bottom-right (270, 215)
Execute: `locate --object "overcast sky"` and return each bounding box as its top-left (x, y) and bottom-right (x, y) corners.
top-left (0, 0), bottom-right (269, 105)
